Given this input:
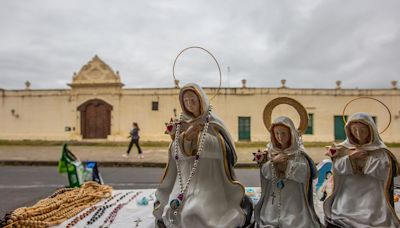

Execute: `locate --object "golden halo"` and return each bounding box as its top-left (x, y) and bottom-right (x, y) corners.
top-left (342, 96), bottom-right (391, 134)
top-left (263, 97), bottom-right (309, 134)
top-left (172, 46), bottom-right (222, 100)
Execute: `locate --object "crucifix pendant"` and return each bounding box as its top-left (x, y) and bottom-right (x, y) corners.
top-left (134, 218), bottom-right (142, 227)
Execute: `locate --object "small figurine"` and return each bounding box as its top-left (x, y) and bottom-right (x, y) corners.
top-left (324, 112), bottom-right (400, 227)
top-left (254, 97), bottom-right (321, 228)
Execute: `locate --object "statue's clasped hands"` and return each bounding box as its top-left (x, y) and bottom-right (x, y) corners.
top-left (272, 153), bottom-right (289, 164)
top-left (349, 149), bottom-right (368, 160)
top-left (181, 119), bottom-right (206, 141)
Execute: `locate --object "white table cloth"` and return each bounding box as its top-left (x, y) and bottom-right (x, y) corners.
top-left (56, 187), bottom-right (400, 228)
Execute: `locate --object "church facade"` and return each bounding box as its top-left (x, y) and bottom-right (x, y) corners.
top-left (1, 56), bottom-right (399, 143)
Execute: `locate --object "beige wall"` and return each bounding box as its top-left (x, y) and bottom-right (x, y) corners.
top-left (0, 87), bottom-right (399, 142)
top-left (209, 88), bottom-right (400, 142)
top-left (0, 89), bottom-right (73, 140)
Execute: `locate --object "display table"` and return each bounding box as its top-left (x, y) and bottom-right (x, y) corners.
top-left (55, 187), bottom-right (400, 227)
top-left (55, 188), bottom-right (259, 228)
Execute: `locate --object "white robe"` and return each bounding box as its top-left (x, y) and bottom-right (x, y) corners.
top-left (324, 149), bottom-right (400, 227)
top-left (257, 157), bottom-right (320, 228)
top-left (159, 131), bottom-right (245, 228)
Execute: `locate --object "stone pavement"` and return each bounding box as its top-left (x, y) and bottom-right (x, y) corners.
top-left (0, 145), bottom-right (399, 168)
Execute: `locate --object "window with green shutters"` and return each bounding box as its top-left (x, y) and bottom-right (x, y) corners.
top-left (334, 115), bottom-right (347, 141)
top-left (238, 117), bottom-right (251, 141)
top-left (305, 113), bottom-right (314, 135)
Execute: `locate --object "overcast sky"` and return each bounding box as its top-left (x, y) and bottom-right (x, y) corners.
top-left (0, 0), bottom-right (399, 90)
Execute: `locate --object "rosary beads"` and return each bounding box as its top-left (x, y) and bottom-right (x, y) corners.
top-left (99, 191), bottom-right (142, 228)
top-left (4, 182), bottom-right (112, 228)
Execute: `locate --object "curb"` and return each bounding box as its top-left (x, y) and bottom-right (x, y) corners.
top-left (0, 160), bottom-right (259, 168)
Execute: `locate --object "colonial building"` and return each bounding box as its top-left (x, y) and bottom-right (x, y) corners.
top-left (1, 56), bottom-right (399, 142)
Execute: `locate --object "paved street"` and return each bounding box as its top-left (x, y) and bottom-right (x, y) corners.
top-left (0, 166), bottom-right (260, 217)
top-left (2, 145), bottom-right (400, 165)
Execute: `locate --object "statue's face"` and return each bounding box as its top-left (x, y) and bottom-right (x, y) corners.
top-left (273, 125), bottom-right (291, 147)
top-left (350, 122), bottom-right (370, 144)
top-left (183, 90), bottom-right (200, 117)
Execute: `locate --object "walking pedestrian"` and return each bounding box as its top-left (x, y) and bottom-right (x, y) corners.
top-left (123, 122), bottom-right (144, 159)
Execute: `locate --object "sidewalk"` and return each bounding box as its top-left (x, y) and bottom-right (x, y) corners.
top-left (1, 145), bottom-right (400, 168)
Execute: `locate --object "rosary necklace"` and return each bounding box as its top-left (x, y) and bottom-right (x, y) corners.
top-left (65, 192), bottom-right (128, 227)
top-left (270, 150), bottom-right (299, 225)
top-left (84, 191), bottom-right (134, 226)
top-left (169, 107), bottom-right (212, 225)
top-left (99, 191), bottom-right (142, 228)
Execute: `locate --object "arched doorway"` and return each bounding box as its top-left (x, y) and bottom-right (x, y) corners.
top-left (77, 99), bottom-right (113, 139)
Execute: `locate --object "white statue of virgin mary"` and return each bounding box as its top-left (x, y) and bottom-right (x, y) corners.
top-left (153, 83), bottom-right (252, 228)
top-left (324, 112), bottom-right (400, 227)
top-left (254, 116), bottom-right (321, 228)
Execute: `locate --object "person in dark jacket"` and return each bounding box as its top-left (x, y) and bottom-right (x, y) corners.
top-left (123, 122), bottom-right (144, 158)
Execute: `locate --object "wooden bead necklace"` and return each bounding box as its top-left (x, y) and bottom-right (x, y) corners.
top-left (4, 181), bottom-right (112, 228)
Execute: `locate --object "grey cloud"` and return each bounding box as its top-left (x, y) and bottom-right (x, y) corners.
top-left (0, 0), bottom-right (399, 90)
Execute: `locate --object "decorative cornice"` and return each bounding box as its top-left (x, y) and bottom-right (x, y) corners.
top-left (69, 55), bottom-right (123, 88)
